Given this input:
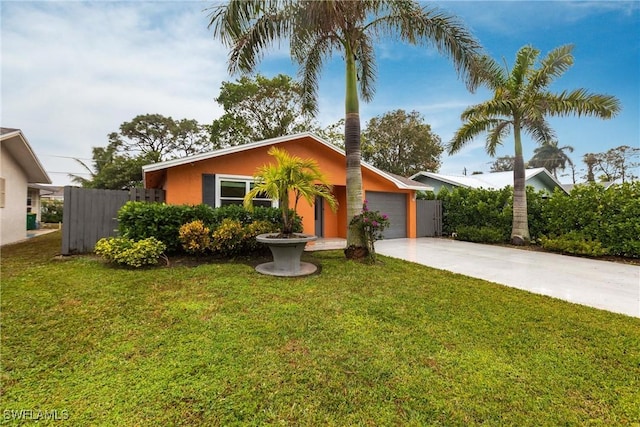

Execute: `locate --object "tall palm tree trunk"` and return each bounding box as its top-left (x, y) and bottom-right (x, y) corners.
top-left (511, 121), bottom-right (530, 244)
top-left (344, 50), bottom-right (365, 249)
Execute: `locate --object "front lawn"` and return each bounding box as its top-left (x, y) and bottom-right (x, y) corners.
top-left (1, 232), bottom-right (639, 425)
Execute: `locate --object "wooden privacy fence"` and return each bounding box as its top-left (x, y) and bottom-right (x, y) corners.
top-left (62, 187), bottom-right (165, 255)
top-left (416, 199), bottom-right (442, 237)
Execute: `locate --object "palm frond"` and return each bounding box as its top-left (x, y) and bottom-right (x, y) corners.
top-left (528, 44), bottom-right (574, 91)
top-left (366, 2), bottom-right (483, 91)
top-left (293, 35), bottom-right (334, 116)
top-left (470, 54), bottom-right (508, 91)
top-left (522, 117), bottom-right (555, 145)
top-left (461, 99), bottom-right (514, 121)
top-left (486, 120), bottom-right (512, 156)
top-left (245, 147), bottom-right (337, 214)
top-left (208, 0), bottom-right (292, 74)
top-left (544, 89), bottom-right (622, 118)
top-left (448, 117), bottom-right (505, 154)
top-left (412, 5), bottom-right (484, 91)
top-left (355, 33), bottom-right (377, 103)
top-left (508, 45), bottom-right (538, 96)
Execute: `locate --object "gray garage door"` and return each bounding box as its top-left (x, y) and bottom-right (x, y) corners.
top-left (365, 191), bottom-right (407, 239)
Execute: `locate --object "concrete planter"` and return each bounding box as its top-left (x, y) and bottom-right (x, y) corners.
top-left (255, 233), bottom-right (318, 277)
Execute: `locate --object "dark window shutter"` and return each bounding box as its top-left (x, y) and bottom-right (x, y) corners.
top-left (202, 174), bottom-right (216, 207)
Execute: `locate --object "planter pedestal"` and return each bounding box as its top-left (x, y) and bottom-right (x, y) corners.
top-left (255, 233), bottom-right (317, 277)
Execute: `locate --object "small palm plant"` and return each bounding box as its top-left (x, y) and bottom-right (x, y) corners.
top-left (244, 147), bottom-right (337, 237)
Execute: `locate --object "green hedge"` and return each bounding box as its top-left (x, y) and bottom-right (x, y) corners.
top-left (437, 186), bottom-right (548, 242)
top-left (539, 232), bottom-right (609, 257)
top-left (543, 182), bottom-right (640, 258)
top-left (117, 202), bottom-right (301, 254)
top-left (436, 182), bottom-right (639, 258)
top-left (454, 226), bottom-right (506, 244)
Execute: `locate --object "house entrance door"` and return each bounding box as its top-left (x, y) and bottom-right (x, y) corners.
top-left (314, 196), bottom-right (324, 237)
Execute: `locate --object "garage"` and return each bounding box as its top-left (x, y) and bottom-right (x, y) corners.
top-left (364, 191), bottom-right (407, 239)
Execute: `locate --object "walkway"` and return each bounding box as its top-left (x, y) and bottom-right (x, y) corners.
top-left (374, 238), bottom-right (639, 318)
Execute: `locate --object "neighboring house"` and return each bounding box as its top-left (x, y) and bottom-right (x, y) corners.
top-left (36, 184), bottom-right (65, 201)
top-left (561, 181), bottom-right (616, 193)
top-left (143, 133), bottom-right (432, 239)
top-left (0, 128), bottom-right (52, 245)
top-left (410, 168), bottom-right (568, 195)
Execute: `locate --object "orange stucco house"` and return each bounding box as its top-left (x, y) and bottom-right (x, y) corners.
top-left (143, 133), bottom-right (431, 239)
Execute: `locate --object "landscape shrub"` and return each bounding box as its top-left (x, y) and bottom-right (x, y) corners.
top-left (454, 225), bottom-right (506, 244)
top-left (438, 187), bottom-right (512, 237)
top-left (525, 187), bottom-right (549, 241)
top-left (539, 232), bottom-right (609, 257)
top-left (118, 202), bottom-right (301, 254)
top-left (210, 219), bottom-right (280, 256)
top-left (117, 202), bottom-right (215, 253)
top-left (94, 237), bottom-right (167, 268)
top-left (244, 220), bottom-right (279, 252)
top-left (437, 186), bottom-right (548, 241)
top-left (178, 220), bottom-right (211, 254)
top-left (210, 204), bottom-right (301, 231)
top-left (41, 199), bottom-right (64, 223)
top-left (543, 182), bottom-right (640, 257)
top-left (211, 219), bottom-right (246, 257)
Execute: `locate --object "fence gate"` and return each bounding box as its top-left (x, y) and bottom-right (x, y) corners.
top-left (62, 187), bottom-right (165, 254)
top-left (416, 199), bottom-right (442, 237)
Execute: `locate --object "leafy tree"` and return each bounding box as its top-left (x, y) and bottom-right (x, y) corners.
top-left (316, 119), bottom-right (345, 149)
top-left (114, 114), bottom-right (210, 162)
top-left (70, 114), bottom-right (210, 189)
top-left (362, 109), bottom-right (443, 176)
top-left (589, 145), bottom-right (640, 183)
top-left (528, 140), bottom-right (574, 178)
top-left (209, 0), bottom-right (481, 253)
top-left (171, 119), bottom-right (213, 158)
top-left (69, 140), bottom-right (155, 190)
top-left (449, 44), bottom-right (620, 244)
top-left (211, 74), bottom-right (316, 148)
top-left (489, 156), bottom-right (515, 172)
top-left (88, 154), bottom-right (154, 190)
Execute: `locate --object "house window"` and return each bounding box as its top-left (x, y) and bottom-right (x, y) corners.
top-left (216, 175), bottom-right (276, 208)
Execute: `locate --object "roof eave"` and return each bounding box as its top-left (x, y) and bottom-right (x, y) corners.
top-left (0, 129), bottom-right (52, 184)
top-left (142, 132), bottom-right (427, 191)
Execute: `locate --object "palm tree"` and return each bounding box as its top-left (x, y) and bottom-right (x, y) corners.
top-left (528, 140), bottom-right (574, 178)
top-left (583, 153), bottom-right (597, 182)
top-left (208, 0), bottom-right (481, 253)
top-left (448, 44), bottom-right (620, 244)
top-left (244, 147), bottom-right (337, 236)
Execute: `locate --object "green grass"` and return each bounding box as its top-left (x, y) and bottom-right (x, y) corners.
top-left (1, 231), bottom-right (639, 426)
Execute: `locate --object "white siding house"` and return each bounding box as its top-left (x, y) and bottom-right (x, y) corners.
top-left (410, 168), bottom-right (568, 195)
top-left (0, 128), bottom-right (52, 245)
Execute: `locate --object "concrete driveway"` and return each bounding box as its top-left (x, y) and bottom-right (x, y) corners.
top-left (375, 238), bottom-right (640, 318)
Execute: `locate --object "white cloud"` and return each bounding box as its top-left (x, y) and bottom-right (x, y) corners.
top-left (1, 1), bottom-right (231, 183)
top-left (2, 1), bottom-right (636, 186)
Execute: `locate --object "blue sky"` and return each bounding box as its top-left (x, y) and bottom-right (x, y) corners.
top-left (2, 1), bottom-right (638, 186)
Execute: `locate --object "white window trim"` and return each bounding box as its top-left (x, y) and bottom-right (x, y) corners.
top-left (214, 174), bottom-right (278, 208)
